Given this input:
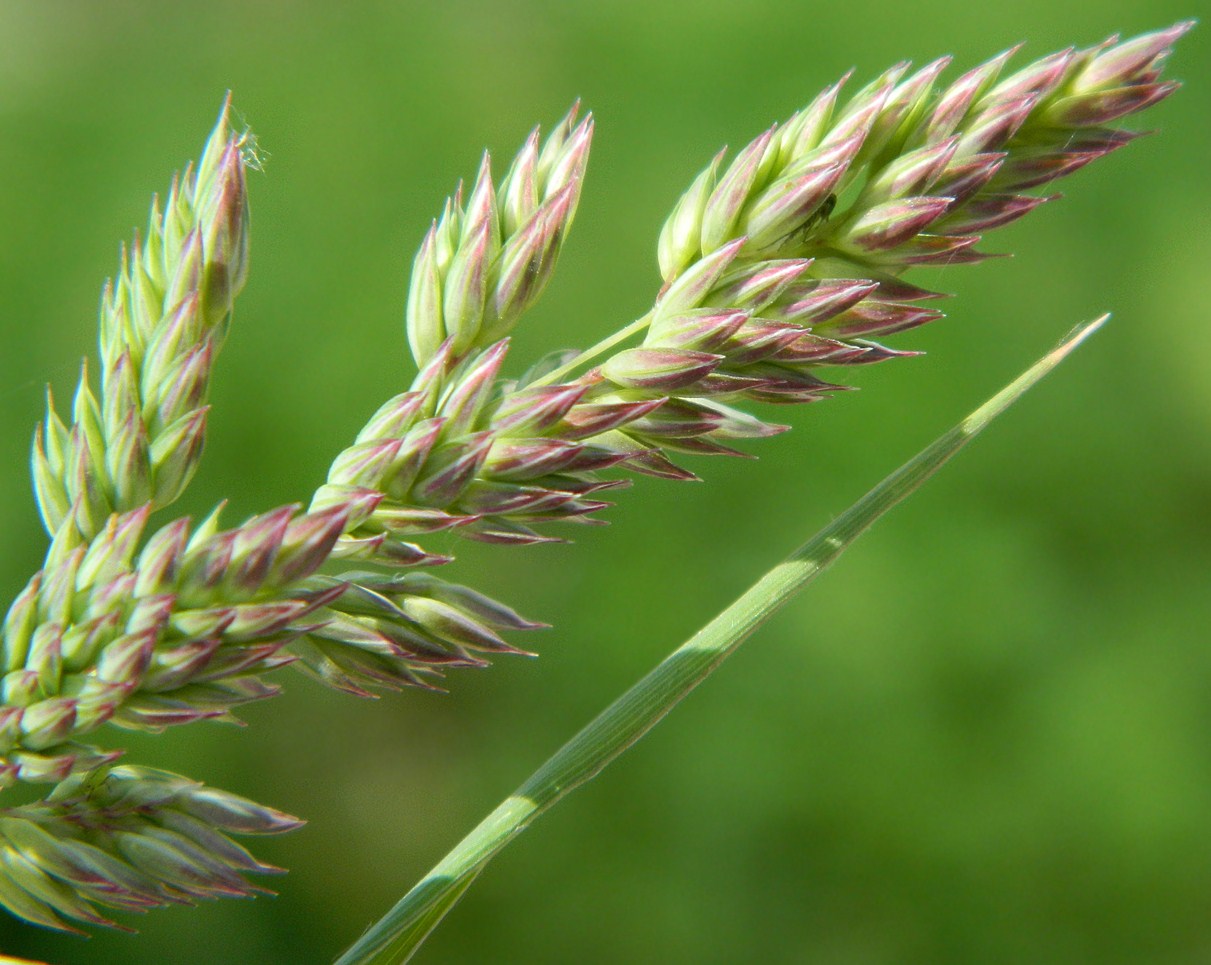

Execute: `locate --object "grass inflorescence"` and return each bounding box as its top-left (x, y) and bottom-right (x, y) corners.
top-left (0, 22), bottom-right (1190, 937)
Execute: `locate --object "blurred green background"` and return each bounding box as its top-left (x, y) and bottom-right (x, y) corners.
top-left (1, 1), bottom-right (1209, 962)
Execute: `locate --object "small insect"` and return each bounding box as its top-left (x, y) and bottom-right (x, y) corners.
top-left (778, 192), bottom-right (837, 252)
top-left (804, 192), bottom-right (837, 232)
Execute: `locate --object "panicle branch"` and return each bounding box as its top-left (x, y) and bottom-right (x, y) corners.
top-left (658, 20), bottom-right (1191, 284)
top-left (32, 97), bottom-right (254, 542)
top-left (0, 766), bottom-right (299, 932)
top-left (315, 24), bottom-right (1189, 577)
top-left (405, 103), bottom-right (593, 366)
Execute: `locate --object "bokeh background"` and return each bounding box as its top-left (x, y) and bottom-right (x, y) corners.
top-left (0, 1), bottom-right (1208, 962)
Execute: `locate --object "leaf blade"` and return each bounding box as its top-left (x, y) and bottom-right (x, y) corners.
top-left (335, 315), bottom-right (1108, 965)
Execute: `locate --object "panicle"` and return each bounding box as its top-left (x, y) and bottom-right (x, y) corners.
top-left (0, 24), bottom-right (1189, 934)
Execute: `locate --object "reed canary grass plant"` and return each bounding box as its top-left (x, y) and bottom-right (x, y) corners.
top-left (0, 22), bottom-right (1190, 956)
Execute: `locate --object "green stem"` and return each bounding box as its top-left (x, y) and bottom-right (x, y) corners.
top-left (336, 315), bottom-right (1107, 965)
top-left (529, 312), bottom-right (653, 387)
